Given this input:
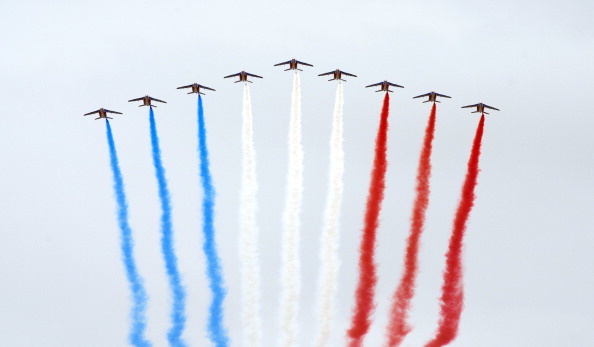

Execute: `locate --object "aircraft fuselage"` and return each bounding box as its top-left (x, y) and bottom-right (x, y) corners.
top-left (189, 84), bottom-right (205, 94)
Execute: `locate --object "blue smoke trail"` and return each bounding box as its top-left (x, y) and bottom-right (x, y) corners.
top-left (197, 95), bottom-right (229, 346)
top-left (105, 120), bottom-right (152, 347)
top-left (148, 108), bottom-right (187, 347)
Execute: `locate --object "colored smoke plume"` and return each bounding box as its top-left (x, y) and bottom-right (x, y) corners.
top-left (280, 72), bottom-right (304, 347)
top-left (105, 120), bottom-right (151, 347)
top-left (148, 107), bottom-right (187, 347)
top-left (347, 92), bottom-right (390, 347)
top-left (239, 84), bottom-right (263, 347)
top-left (197, 96), bottom-right (229, 346)
top-left (424, 114), bottom-right (485, 347)
top-left (315, 82), bottom-right (345, 347)
top-left (385, 103), bottom-right (437, 346)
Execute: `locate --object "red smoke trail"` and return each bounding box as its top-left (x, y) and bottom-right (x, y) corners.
top-left (424, 114), bottom-right (485, 347)
top-left (385, 103), bottom-right (437, 347)
top-left (347, 92), bottom-right (390, 347)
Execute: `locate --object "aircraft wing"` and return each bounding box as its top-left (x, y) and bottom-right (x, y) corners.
top-left (461, 104), bottom-right (479, 108)
top-left (388, 82), bottom-right (404, 88)
top-left (342, 71), bottom-right (357, 77)
top-left (224, 73), bottom-right (241, 79)
top-left (149, 97), bottom-right (167, 104)
top-left (274, 60), bottom-right (291, 66)
top-left (435, 93), bottom-right (451, 98)
top-left (365, 82), bottom-right (382, 88)
top-left (296, 60), bottom-right (313, 67)
top-left (177, 84), bottom-right (193, 89)
top-left (484, 104), bottom-right (500, 111)
top-left (246, 73), bottom-right (263, 79)
top-left (128, 97), bottom-right (145, 102)
top-left (413, 93), bottom-right (431, 99)
top-left (105, 109), bottom-right (123, 114)
top-left (318, 71), bottom-right (334, 76)
top-left (201, 85), bottom-right (216, 91)
top-left (84, 110), bottom-right (100, 116)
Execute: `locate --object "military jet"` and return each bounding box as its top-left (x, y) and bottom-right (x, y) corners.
top-left (274, 59), bottom-right (313, 71)
top-left (462, 103), bottom-right (500, 114)
top-left (413, 91), bottom-right (451, 103)
top-left (224, 71), bottom-right (263, 83)
top-left (366, 81), bottom-right (404, 93)
top-left (177, 83), bottom-right (216, 95)
top-left (318, 69), bottom-right (357, 82)
top-left (128, 95), bottom-right (167, 107)
top-left (84, 108), bottom-right (122, 120)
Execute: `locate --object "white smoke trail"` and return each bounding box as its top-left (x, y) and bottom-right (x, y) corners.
top-left (315, 82), bottom-right (345, 347)
top-left (240, 83), bottom-right (262, 347)
top-left (279, 72), bottom-right (304, 347)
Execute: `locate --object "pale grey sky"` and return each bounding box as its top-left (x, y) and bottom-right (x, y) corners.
top-left (1, 0), bottom-right (593, 346)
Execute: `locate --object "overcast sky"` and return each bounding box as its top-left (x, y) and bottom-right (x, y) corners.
top-left (1, 0), bottom-right (593, 346)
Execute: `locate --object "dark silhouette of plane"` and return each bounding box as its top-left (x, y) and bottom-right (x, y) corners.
top-left (274, 59), bottom-right (313, 71)
top-left (224, 71), bottom-right (263, 83)
top-left (462, 103), bottom-right (500, 114)
top-left (84, 108), bottom-right (122, 120)
top-left (128, 95), bottom-right (167, 107)
top-left (318, 69), bottom-right (357, 82)
top-left (177, 83), bottom-right (215, 95)
top-left (366, 81), bottom-right (404, 93)
top-left (413, 91), bottom-right (451, 103)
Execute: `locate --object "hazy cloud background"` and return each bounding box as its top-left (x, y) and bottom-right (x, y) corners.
top-left (1, 0), bottom-right (593, 346)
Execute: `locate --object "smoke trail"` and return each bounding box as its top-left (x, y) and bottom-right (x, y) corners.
top-left (239, 84), bottom-right (262, 347)
top-left (197, 96), bottom-right (230, 346)
top-left (347, 93), bottom-right (390, 347)
top-left (315, 82), bottom-right (344, 347)
top-left (148, 107), bottom-right (187, 347)
top-left (105, 120), bottom-right (152, 347)
top-left (424, 115), bottom-right (485, 347)
top-left (384, 103), bottom-right (437, 347)
top-left (280, 72), bottom-right (304, 347)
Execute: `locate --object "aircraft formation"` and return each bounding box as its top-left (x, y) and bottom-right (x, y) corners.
top-left (85, 57), bottom-right (499, 118)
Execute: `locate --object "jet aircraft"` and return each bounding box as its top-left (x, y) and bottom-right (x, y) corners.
top-left (366, 81), bottom-right (404, 93)
top-left (274, 59), bottom-right (313, 71)
top-left (413, 91), bottom-right (451, 103)
top-left (177, 83), bottom-right (215, 95)
top-left (128, 95), bottom-right (167, 107)
top-left (224, 71), bottom-right (263, 83)
top-left (318, 69), bottom-right (357, 82)
top-left (84, 108), bottom-right (122, 120)
top-left (462, 103), bottom-right (500, 114)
